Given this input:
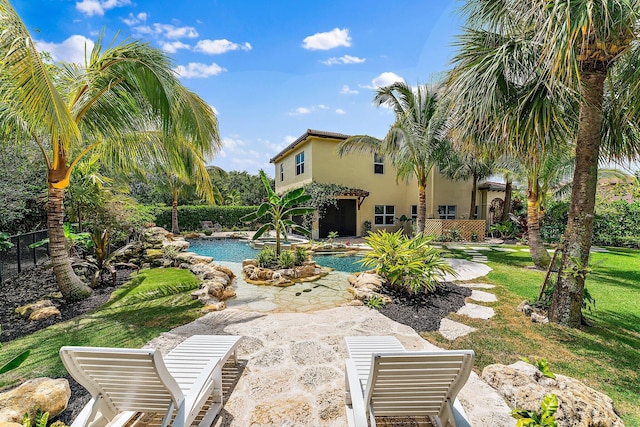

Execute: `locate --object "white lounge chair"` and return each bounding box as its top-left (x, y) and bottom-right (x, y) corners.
top-left (344, 336), bottom-right (474, 427)
top-left (60, 335), bottom-right (242, 427)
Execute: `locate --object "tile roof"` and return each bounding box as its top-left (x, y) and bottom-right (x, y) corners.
top-left (269, 129), bottom-right (351, 163)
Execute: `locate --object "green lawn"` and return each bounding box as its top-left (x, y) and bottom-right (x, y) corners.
top-left (422, 246), bottom-right (640, 426)
top-left (1, 268), bottom-right (202, 388)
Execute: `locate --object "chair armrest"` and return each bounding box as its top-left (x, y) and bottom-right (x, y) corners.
top-left (453, 398), bottom-right (472, 427)
top-left (345, 359), bottom-right (369, 427)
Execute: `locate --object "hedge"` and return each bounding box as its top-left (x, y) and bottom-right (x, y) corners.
top-left (154, 205), bottom-right (261, 231)
top-left (541, 200), bottom-right (640, 248)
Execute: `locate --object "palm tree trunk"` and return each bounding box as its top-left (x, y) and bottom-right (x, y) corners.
top-left (171, 196), bottom-right (180, 234)
top-left (527, 177), bottom-right (550, 269)
top-left (501, 179), bottom-right (513, 223)
top-left (550, 72), bottom-right (605, 327)
top-left (469, 172), bottom-right (477, 219)
top-left (48, 186), bottom-right (92, 301)
top-left (417, 181), bottom-right (426, 234)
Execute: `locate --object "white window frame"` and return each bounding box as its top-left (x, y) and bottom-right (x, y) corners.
top-left (438, 205), bottom-right (456, 220)
top-left (374, 205), bottom-right (395, 225)
top-left (374, 153), bottom-right (384, 174)
top-left (295, 152), bottom-right (305, 175)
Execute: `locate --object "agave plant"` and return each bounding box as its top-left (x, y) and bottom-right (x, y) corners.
top-left (241, 170), bottom-right (315, 255)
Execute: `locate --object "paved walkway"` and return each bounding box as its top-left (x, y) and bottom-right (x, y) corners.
top-left (147, 307), bottom-right (513, 426)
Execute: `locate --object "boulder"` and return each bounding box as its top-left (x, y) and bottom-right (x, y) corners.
top-left (242, 259), bottom-right (258, 267)
top-left (15, 300), bottom-right (54, 318)
top-left (296, 264), bottom-right (316, 278)
top-left (213, 265), bottom-right (235, 280)
top-left (28, 306), bottom-right (61, 321)
top-left (0, 378), bottom-right (70, 424)
top-left (530, 312), bottom-right (549, 323)
top-left (201, 301), bottom-right (227, 313)
top-left (482, 361), bottom-right (624, 427)
top-left (163, 240), bottom-right (190, 252)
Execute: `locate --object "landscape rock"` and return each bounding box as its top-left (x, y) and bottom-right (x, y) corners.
top-left (530, 312), bottom-right (549, 323)
top-left (517, 300), bottom-right (533, 316)
top-left (482, 361), bottom-right (624, 427)
top-left (346, 272), bottom-right (390, 304)
top-left (15, 300), bottom-right (54, 318)
top-left (0, 378), bottom-right (70, 424)
top-left (28, 306), bottom-right (61, 321)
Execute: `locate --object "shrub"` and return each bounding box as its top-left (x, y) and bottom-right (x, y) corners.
top-left (277, 250), bottom-right (296, 268)
top-left (359, 230), bottom-right (455, 295)
top-left (362, 220), bottom-right (372, 237)
top-left (155, 205), bottom-right (261, 231)
top-left (470, 231), bottom-right (479, 242)
top-left (294, 247), bottom-right (308, 265)
top-left (365, 295), bottom-right (386, 309)
top-left (256, 246), bottom-right (277, 268)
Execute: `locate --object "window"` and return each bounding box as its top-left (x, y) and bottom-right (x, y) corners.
top-left (438, 205), bottom-right (456, 220)
top-left (374, 153), bottom-right (384, 174)
top-left (474, 205), bottom-right (479, 219)
top-left (374, 205), bottom-right (395, 225)
top-left (280, 164), bottom-right (284, 182)
top-left (295, 152), bottom-right (305, 175)
top-left (411, 205), bottom-right (418, 221)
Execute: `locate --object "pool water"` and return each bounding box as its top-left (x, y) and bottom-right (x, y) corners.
top-left (187, 239), bottom-right (364, 273)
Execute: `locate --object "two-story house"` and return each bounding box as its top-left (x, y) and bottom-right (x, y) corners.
top-left (270, 129), bottom-right (504, 239)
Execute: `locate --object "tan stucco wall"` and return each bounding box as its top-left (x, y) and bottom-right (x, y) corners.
top-left (272, 135), bottom-right (486, 237)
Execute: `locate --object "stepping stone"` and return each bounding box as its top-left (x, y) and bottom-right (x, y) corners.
top-left (448, 245), bottom-right (468, 250)
top-left (468, 246), bottom-right (492, 251)
top-left (458, 283), bottom-right (496, 289)
top-left (519, 248), bottom-right (530, 252)
top-left (590, 246), bottom-right (608, 253)
top-left (469, 290), bottom-right (497, 303)
top-left (439, 318), bottom-right (476, 340)
top-left (491, 247), bottom-right (517, 252)
top-left (471, 257), bottom-right (489, 263)
top-left (444, 258), bottom-right (492, 282)
top-left (457, 303), bottom-right (495, 320)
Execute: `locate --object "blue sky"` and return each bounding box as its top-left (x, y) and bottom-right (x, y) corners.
top-left (14, 0), bottom-right (463, 176)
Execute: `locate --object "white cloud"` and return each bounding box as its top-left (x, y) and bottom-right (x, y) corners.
top-left (340, 85), bottom-right (358, 95)
top-left (36, 35), bottom-right (94, 64)
top-left (321, 54), bottom-right (366, 65)
top-left (336, 108), bottom-right (346, 115)
top-left (174, 62), bottom-right (226, 78)
top-left (302, 27), bottom-right (351, 50)
top-left (134, 23), bottom-right (198, 39)
top-left (287, 104), bottom-right (334, 116)
top-left (76, 0), bottom-right (130, 16)
top-left (318, 104), bottom-right (329, 110)
top-left (122, 12), bottom-right (147, 26)
top-left (194, 39), bottom-right (252, 55)
top-left (284, 136), bottom-right (296, 144)
top-left (360, 72), bottom-right (405, 89)
top-left (161, 41), bottom-right (190, 53)
top-left (222, 136), bottom-right (246, 150)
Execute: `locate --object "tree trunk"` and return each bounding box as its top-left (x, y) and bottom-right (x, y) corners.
top-left (48, 186), bottom-right (92, 301)
top-left (171, 196), bottom-right (180, 234)
top-left (501, 179), bottom-right (513, 223)
top-left (417, 180), bottom-right (426, 234)
top-left (77, 202), bottom-right (83, 232)
top-left (469, 172), bottom-right (477, 220)
top-left (527, 177), bottom-right (550, 269)
top-left (550, 72), bottom-right (605, 327)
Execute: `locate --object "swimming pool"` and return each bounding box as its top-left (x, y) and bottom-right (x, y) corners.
top-left (187, 239), bottom-right (365, 273)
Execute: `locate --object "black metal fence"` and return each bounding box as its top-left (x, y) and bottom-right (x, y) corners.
top-left (0, 230), bottom-right (49, 283)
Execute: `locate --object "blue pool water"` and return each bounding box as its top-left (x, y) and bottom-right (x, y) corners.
top-left (187, 239), bottom-right (364, 273)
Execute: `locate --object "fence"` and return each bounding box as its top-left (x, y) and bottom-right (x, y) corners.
top-left (0, 230), bottom-right (49, 283)
top-left (423, 219), bottom-right (486, 241)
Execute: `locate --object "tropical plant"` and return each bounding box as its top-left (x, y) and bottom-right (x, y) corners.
top-left (336, 81), bottom-right (449, 234)
top-left (522, 357), bottom-right (556, 379)
top-left (327, 231), bottom-right (339, 244)
top-left (241, 170), bottom-right (315, 255)
top-left (449, 0), bottom-right (640, 327)
top-left (362, 220), bottom-right (372, 237)
top-left (0, 231), bottom-right (13, 252)
top-left (365, 295), bottom-right (386, 309)
top-left (512, 393), bottom-right (559, 427)
top-left (294, 247), bottom-right (308, 265)
top-left (0, 2), bottom-right (220, 301)
top-left (277, 250), bottom-right (296, 269)
top-left (360, 230), bottom-right (455, 295)
top-left (31, 223), bottom-right (92, 257)
top-left (0, 326), bottom-right (30, 375)
top-left (256, 246), bottom-right (277, 268)
top-left (22, 409), bottom-right (49, 427)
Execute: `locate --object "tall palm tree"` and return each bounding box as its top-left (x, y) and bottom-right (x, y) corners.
top-left (0, 2), bottom-right (220, 300)
top-left (336, 81), bottom-right (448, 233)
top-left (450, 0), bottom-right (640, 327)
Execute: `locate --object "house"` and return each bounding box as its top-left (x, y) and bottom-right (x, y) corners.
top-left (270, 129), bottom-right (503, 239)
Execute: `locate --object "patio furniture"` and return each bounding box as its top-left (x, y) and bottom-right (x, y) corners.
top-left (60, 335), bottom-right (242, 427)
top-left (344, 336), bottom-right (474, 427)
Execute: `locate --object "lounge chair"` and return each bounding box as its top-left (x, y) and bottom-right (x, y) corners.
top-left (60, 335), bottom-right (242, 427)
top-left (344, 336), bottom-right (474, 427)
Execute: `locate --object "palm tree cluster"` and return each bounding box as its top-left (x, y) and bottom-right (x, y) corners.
top-left (340, 1), bottom-right (640, 328)
top-left (0, 1), bottom-right (220, 300)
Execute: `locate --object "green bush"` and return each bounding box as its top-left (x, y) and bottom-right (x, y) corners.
top-left (155, 205), bottom-right (260, 231)
top-left (294, 247), bottom-right (308, 265)
top-left (256, 246), bottom-right (277, 268)
top-left (278, 250), bottom-right (296, 268)
top-left (359, 230), bottom-right (455, 295)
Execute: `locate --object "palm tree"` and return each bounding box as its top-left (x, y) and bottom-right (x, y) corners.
top-left (450, 0), bottom-right (640, 326)
top-left (336, 81), bottom-right (448, 234)
top-left (0, 2), bottom-right (220, 300)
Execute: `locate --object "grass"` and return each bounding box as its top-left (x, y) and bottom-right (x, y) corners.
top-left (421, 246), bottom-right (640, 426)
top-left (0, 268), bottom-right (202, 389)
